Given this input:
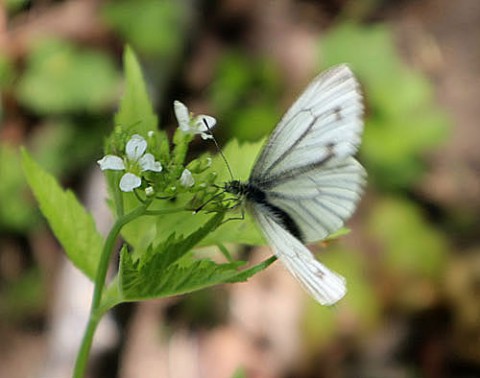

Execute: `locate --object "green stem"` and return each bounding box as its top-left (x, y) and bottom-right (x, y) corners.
top-left (144, 207), bottom-right (189, 216)
top-left (73, 203), bottom-right (149, 378)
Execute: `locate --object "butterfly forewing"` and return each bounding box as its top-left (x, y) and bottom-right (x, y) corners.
top-left (251, 65), bottom-right (363, 183)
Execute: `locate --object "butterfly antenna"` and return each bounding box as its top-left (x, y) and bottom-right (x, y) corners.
top-left (203, 117), bottom-right (235, 181)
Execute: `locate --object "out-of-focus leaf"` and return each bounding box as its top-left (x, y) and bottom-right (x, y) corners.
top-left (0, 144), bottom-right (36, 231)
top-left (103, 0), bottom-right (187, 57)
top-left (302, 246), bottom-right (379, 349)
top-left (231, 104), bottom-right (280, 142)
top-left (29, 118), bottom-right (106, 178)
top-left (0, 54), bottom-right (14, 88)
top-left (16, 39), bottom-right (120, 114)
top-left (210, 52), bottom-right (281, 141)
top-left (368, 196), bottom-right (448, 280)
top-left (0, 268), bottom-right (45, 323)
top-left (5, 0), bottom-right (29, 14)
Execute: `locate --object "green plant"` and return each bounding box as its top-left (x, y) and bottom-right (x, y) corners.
top-left (21, 47), bottom-right (275, 377)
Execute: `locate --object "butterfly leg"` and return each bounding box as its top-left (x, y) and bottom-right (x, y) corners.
top-left (219, 203), bottom-right (246, 226)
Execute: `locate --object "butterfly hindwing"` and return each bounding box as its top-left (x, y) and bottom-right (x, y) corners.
top-left (252, 205), bottom-right (347, 305)
top-left (264, 157), bottom-right (366, 243)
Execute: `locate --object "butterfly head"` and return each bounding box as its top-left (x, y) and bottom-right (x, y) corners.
top-left (224, 180), bottom-right (244, 195)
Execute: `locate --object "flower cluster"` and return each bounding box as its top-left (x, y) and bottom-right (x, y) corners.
top-left (97, 134), bottom-right (162, 192)
top-left (98, 102), bottom-right (216, 193)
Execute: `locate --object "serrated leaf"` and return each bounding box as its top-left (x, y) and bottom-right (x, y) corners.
top-left (120, 253), bottom-right (243, 300)
top-left (21, 150), bottom-right (103, 280)
top-left (115, 46), bottom-right (157, 136)
top-left (118, 212), bottom-right (275, 302)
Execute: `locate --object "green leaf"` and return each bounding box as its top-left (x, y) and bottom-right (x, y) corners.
top-left (0, 144), bottom-right (36, 231)
top-left (15, 38), bottom-right (120, 114)
top-left (200, 138), bottom-right (265, 246)
top-left (117, 213), bottom-right (275, 302)
top-left (21, 150), bottom-right (103, 280)
top-left (103, 0), bottom-right (187, 57)
top-left (114, 46), bottom-right (158, 136)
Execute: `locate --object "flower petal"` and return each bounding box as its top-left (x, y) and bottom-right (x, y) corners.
top-left (196, 115), bottom-right (216, 139)
top-left (119, 172), bottom-right (142, 192)
top-left (145, 186), bottom-right (155, 197)
top-left (126, 134), bottom-right (147, 161)
top-left (196, 115), bottom-right (216, 131)
top-left (200, 132), bottom-right (213, 140)
top-left (97, 155), bottom-right (125, 171)
top-left (179, 169), bottom-right (195, 188)
top-left (139, 153), bottom-right (162, 172)
top-left (174, 101), bottom-right (191, 132)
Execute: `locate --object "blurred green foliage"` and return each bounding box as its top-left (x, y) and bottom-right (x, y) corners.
top-left (0, 54), bottom-right (14, 88)
top-left (303, 246), bottom-right (380, 349)
top-left (103, 0), bottom-right (187, 58)
top-left (16, 39), bottom-right (120, 114)
top-left (4, 0), bottom-right (28, 15)
top-left (368, 197), bottom-right (448, 280)
top-left (0, 267), bottom-right (45, 324)
top-left (30, 119), bottom-right (106, 176)
top-left (0, 145), bottom-right (35, 231)
top-left (322, 22), bottom-right (450, 190)
top-left (209, 52), bottom-right (282, 141)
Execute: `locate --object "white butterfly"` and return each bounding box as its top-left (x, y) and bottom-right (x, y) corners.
top-left (225, 65), bottom-right (365, 305)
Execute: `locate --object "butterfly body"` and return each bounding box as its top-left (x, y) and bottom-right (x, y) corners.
top-left (224, 64), bottom-right (365, 305)
top-left (225, 180), bottom-right (304, 241)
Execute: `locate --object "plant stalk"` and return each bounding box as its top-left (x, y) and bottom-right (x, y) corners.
top-left (73, 203), bottom-right (148, 377)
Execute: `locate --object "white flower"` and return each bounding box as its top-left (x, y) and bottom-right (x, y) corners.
top-left (145, 186), bottom-right (155, 197)
top-left (179, 169), bottom-right (195, 188)
top-left (97, 134), bottom-right (162, 192)
top-left (174, 100), bottom-right (216, 140)
top-left (119, 173), bottom-right (142, 192)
